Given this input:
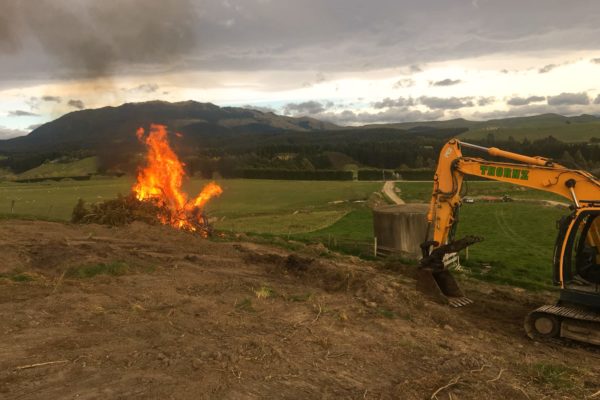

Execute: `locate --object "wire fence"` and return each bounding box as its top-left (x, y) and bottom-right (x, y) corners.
top-left (304, 235), bottom-right (376, 258)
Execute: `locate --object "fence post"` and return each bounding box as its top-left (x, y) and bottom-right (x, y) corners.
top-left (11, 200), bottom-right (15, 214)
top-left (373, 237), bottom-right (377, 257)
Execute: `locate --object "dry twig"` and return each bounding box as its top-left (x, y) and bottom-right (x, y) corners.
top-left (513, 386), bottom-right (531, 400)
top-left (589, 389), bottom-right (600, 399)
top-left (469, 364), bottom-right (488, 374)
top-left (431, 375), bottom-right (461, 400)
top-left (15, 360), bottom-right (69, 370)
top-left (51, 269), bottom-right (67, 294)
top-left (311, 303), bottom-right (323, 324)
top-left (486, 368), bottom-right (505, 383)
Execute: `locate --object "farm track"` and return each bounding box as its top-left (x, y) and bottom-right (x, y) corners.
top-left (0, 220), bottom-right (599, 399)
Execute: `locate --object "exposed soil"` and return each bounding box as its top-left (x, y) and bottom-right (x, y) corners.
top-left (1, 220), bottom-right (599, 399)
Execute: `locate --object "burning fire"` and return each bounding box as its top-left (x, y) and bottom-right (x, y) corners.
top-left (133, 124), bottom-right (223, 233)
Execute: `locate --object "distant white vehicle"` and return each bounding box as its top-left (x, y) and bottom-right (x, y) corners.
top-left (463, 197), bottom-right (475, 204)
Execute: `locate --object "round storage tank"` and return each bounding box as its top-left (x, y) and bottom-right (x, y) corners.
top-left (373, 204), bottom-right (430, 259)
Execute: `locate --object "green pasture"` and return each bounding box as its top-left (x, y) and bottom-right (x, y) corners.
top-left (395, 180), bottom-right (567, 203)
top-left (18, 157), bottom-right (99, 180)
top-left (0, 178), bottom-right (380, 231)
top-left (456, 202), bottom-right (568, 289)
top-left (460, 120), bottom-right (600, 142)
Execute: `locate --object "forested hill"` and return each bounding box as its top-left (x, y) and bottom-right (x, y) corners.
top-left (1, 101), bottom-right (599, 177)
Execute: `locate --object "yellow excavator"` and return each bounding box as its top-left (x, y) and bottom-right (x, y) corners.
top-left (420, 139), bottom-right (600, 345)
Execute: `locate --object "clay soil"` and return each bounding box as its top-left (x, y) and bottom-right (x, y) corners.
top-left (1, 220), bottom-right (599, 399)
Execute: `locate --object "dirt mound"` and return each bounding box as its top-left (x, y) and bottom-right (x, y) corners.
top-left (0, 220), bottom-right (599, 399)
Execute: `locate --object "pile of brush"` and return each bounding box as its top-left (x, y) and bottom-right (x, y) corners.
top-left (71, 194), bottom-right (165, 226)
top-left (71, 195), bottom-right (213, 236)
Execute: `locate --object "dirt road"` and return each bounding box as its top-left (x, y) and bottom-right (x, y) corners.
top-left (1, 220), bottom-right (599, 399)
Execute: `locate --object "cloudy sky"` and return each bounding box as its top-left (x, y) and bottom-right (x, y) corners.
top-left (2, 0), bottom-right (600, 138)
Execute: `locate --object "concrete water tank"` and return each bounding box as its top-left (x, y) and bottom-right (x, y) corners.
top-left (373, 204), bottom-right (430, 259)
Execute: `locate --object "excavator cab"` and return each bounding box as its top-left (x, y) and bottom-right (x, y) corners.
top-left (556, 209), bottom-right (600, 305)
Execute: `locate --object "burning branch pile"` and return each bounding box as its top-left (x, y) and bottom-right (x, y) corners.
top-left (72, 124), bottom-right (223, 236)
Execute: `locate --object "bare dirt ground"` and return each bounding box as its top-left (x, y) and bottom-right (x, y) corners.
top-left (1, 220), bottom-right (599, 399)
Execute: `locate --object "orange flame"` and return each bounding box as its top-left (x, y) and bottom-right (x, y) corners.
top-left (132, 124), bottom-right (223, 232)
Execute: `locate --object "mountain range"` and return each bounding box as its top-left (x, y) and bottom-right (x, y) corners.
top-left (2, 101), bottom-right (600, 154)
top-left (1, 101), bottom-right (600, 176)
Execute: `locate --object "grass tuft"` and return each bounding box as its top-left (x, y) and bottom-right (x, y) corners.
top-left (529, 362), bottom-right (577, 390)
top-left (66, 261), bottom-right (130, 278)
top-left (377, 308), bottom-right (397, 319)
top-left (235, 298), bottom-right (255, 313)
top-left (255, 285), bottom-right (275, 299)
top-left (0, 271), bottom-right (35, 282)
top-left (287, 292), bottom-right (313, 302)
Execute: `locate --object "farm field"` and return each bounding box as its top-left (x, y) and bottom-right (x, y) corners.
top-left (395, 180), bottom-right (567, 203)
top-left (460, 119), bottom-right (600, 142)
top-left (0, 178), bottom-right (380, 229)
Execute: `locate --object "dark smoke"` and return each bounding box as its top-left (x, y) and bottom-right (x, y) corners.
top-left (1, 0), bottom-right (199, 79)
top-left (0, 0), bottom-right (20, 53)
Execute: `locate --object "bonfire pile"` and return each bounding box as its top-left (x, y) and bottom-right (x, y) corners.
top-left (72, 124), bottom-right (222, 236)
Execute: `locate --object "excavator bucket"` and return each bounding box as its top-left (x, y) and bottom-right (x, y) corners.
top-left (416, 268), bottom-right (472, 307)
top-left (418, 236), bottom-right (483, 307)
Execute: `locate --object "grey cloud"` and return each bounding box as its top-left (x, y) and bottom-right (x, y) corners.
top-left (68, 99), bottom-right (85, 109)
top-left (26, 97), bottom-right (41, 110)
top-left (3, 1), bottom-right (600, 82)
top-left (477, 97), bottom-right (495, 106)
top-left (547, 92), bottom-right (590, 106)
top-left (538, 64), bottom-right (557, 73)
top-left (393, 78), bottom-right (415, 89)
top-left (243, 104), bottom-right (276, 113)
top-left (128, 83), bottom-right (159, 93)
top-left (409, 64), bottom-right (423, 73)
top-left (594, 94), bottom-right (600, 104)
top-left (507, 95), bottom-right (545, 106)
top-left (320, 108), bottom-right (444, 125)
top-left (372, 97), bottom-right (414, 109)
top-left (8, 110), bottom-right (39, 116)
top-left (0, 126), bottom-right (27, 139)
top-left (283, 100), bottom-right (328, 115)
top-left (591, 58), bottom-right (600, 64)
top-left (27, 123), bottom-right (43, 130)
top-left (41, 95), bottom-right (61, 103)
top-left (419, 96), bottom-right (474, 110)
top-left (431, 79), bottom-right (462, 87)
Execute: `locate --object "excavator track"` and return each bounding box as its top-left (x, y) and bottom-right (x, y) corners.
top-left (525, 304), bottom-right (600, 346)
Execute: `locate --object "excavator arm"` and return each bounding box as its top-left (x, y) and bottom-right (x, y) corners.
top-left (419, 139), bottom-right (600, 306)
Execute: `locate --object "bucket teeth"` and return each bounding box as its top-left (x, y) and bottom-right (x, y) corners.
top-left (448, 297), bottom-right (473, 307)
